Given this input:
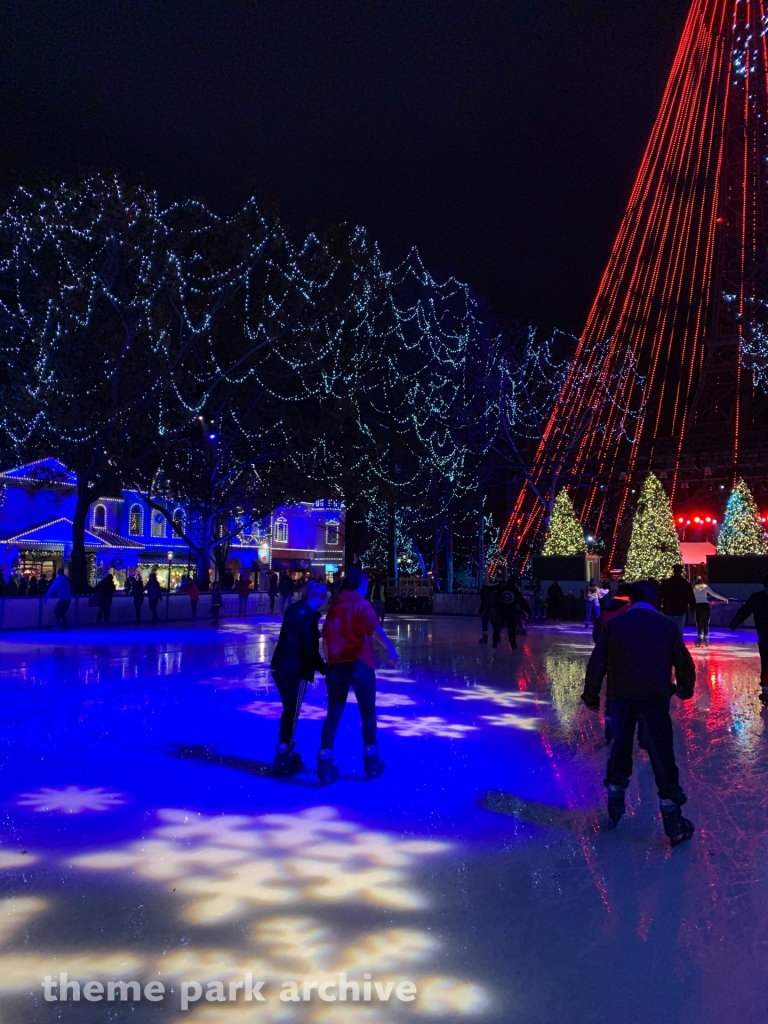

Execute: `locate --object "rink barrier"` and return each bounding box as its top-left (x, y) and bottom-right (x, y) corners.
top-left (430, 592), bottom-right (746, 628)
top-left (0, 593), bottom-right (281, 631)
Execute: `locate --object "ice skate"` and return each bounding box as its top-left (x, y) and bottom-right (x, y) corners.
top-left (363, 744), bottom-right (386, 779)
top-left (317, 749), bottom-right (339, 785)
top-left (607, 785), bottom-right (625, 824)
top-left (661, 805), bottom-right (695, 846)
top-left (273, 742), bottom-right (303, 776)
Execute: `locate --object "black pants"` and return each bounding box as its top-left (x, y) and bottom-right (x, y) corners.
top-left (273, 672), bottom-right (308, 744)
top-left (481, 610), bottom-right (491, 634)
top-left (54, 599), bottom-right (70, 625)
top-left (321, 659), bottom-right (377, 748)
top-left (269, 593), bottom-right (277, 612)
top-left (759, 637), bottom-right (768, 686)
top-left (695, 603), bottom-right (710, 641)
top-left (96, 597), bottom-right (112, 625)
top-left (606, 698), bottom-right (685, 804)
top-left (190, 598), bottom-right (198, 619)
top-left (149, 597), bottom-right (160, 622)
top-left (133, 596), bottom-right (144, 621)
top-left (491, 611), bottom-right (516, 647)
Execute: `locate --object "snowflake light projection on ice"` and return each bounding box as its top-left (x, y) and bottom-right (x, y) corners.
top-left (16, 786), bottom-right (125, 814)
top-left (6, 805), bottom-right (496, 1020)
top-left (377, 715), bottom-right (478, 739)
top-left (73, 805), bottom-right (451, 922)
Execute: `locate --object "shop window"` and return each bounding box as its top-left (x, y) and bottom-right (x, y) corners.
top-left (151, 511), bottom-right (166, 538)
top-left (93, 504), bottom-right (106, 529)
top-left (326, 521), bottom-right (339, 546)
top-left (172, 508), bottom-right (185, 536)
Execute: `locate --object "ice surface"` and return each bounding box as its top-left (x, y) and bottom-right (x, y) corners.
top-left (0, 615), bottom-right (764, 1022)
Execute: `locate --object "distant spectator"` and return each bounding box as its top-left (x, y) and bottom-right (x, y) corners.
top-left (146, 572), bottom-right (162, 623)
top-left (16, 576), bottom-right (27, 598)
top-left (188, 579), bottom-right (200, 620)
top-left (547, 580), bottom-right (563, 620)
top-left (44, 568), bottom-right (71, 628)
top-left (222, 568), bottom-right (235, 592)
top-left (211, 580), bottom-right (223, 625)
top-left (96, 572), bottom-right (116, 625)
top-left (237, 573), bottom-right (251, 615)
top-left (279, 572), bottom-right (295, 613)
top-left (27, 576), bottom-right (39, 597)
top-left (268, 571), bottom-right (279, 613)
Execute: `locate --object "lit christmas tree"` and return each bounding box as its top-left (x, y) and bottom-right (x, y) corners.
top-left (717, 478), bottom-right (767, 555)
top-left (624, 473), bottom-right (681, 581)
top-left (542, 490), bottom-right (587, 555)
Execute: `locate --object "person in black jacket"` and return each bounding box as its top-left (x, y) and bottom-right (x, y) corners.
top-left (491, 579), bottom-right (531, 650)
top-left (270, 580), bottom-right (327, 774)
top-left (582, 579), bottom-right (696, 846)
top-left (730, 573), bottom-right (768, 705)
top-left (478, 578), bottom-right (499, 644)
top-left (95, 573), bottom-right (116, 625)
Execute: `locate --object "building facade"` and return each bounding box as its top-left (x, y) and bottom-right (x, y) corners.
top-left (0, 459), bottom-right (345, 586)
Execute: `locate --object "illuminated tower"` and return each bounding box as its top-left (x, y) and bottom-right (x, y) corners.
top-left (501, 0), bottom-right (768, 566)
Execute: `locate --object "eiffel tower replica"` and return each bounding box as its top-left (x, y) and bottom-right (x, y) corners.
top-left (501, 0), bottom-right (768, 567)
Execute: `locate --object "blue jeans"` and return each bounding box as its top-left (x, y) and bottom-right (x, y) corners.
top-left (321, 660), bottom-right (377, 747)
top-left (666, 613), bottom-right (685, 636)
top-left (585, 599), bottom-right (600, 626)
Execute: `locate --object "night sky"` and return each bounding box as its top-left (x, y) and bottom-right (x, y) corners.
top-left (0, 0), bottom-right (690, 332)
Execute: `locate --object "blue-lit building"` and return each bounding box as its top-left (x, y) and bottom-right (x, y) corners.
top-left (0, 459), bottom-right (345, 585)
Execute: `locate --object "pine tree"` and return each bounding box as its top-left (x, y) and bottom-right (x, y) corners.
top-left (717, 478), bottom-right (767, 555)
top-left (624, 473), bottom-right (681, 581)
top-left (542, 490), bottom-right (587, 556)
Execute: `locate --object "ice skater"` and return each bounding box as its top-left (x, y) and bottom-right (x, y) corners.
top-left (318, 565), bottom-right (398, 783)
top-left (478, 576), bottom-right (499, 644)
top-left (44, 567), bottom-right (71, 629)
top-left (729, 573), bottom-right (768, 704)
top-left (658, 564), bottom-right (696, 635)
top-left (491, 578), bottom-right (530, 650)
top-left (584, 578), bottom-right (608, 628)
top-left (270, 580), bottom-right (327, 774)
top-left (581, 579), bottom-right (696, 846)
top-left (693, 576), bottom-right (727, 647)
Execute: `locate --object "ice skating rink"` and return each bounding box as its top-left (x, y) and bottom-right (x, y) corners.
top-left (0, 614), bottom-right (765, 1023)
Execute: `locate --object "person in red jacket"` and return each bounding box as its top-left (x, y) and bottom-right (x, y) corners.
top-left (236, 574), bottom-right (251, 615)
top-left (318, 565), bottom-right (399, 783)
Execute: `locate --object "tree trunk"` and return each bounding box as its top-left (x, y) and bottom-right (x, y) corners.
top-left (447, 508), bottom-right (454, 592)
top-left (387, 506), bottom-right (398, 581)
top-left (477, 487), bottom-right (485, 588)
top-left (70, 477), bottom-right (91, 594)
top-left (432, 527), bottom-right (440, 590)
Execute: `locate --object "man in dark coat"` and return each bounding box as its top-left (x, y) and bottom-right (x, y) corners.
top-left (582, 579), bottom-right (696, 846)
top-left (730, 572), bottom-right (768, 705)
top-left (96, 573), bottom-right (116, 625)
top-left (270, 580), bottom-right (327, 774)
top-left (658, 564), bottom-right (696, 635)
top-left (491, 579), bottom-right (531, 650)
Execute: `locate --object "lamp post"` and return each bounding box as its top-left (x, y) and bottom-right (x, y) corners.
top-left (166, 551), bottom-right (173, 620)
